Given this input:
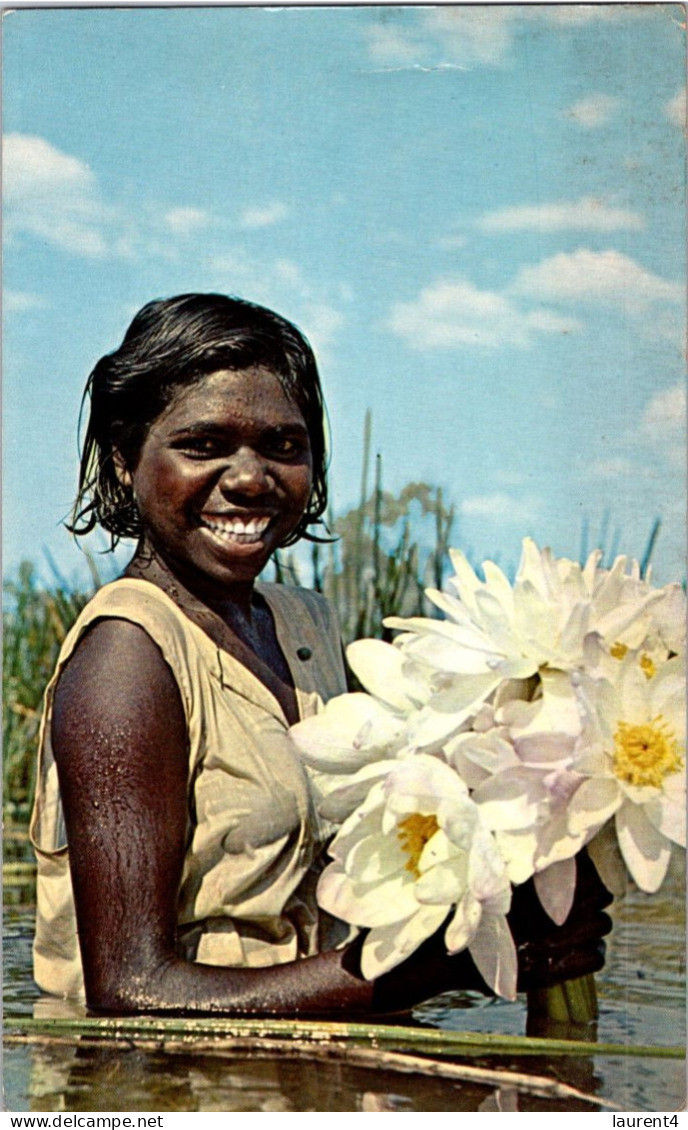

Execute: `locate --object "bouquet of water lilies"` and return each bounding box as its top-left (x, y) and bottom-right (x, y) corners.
top-left (291, 539), bottom-right (685, 1009)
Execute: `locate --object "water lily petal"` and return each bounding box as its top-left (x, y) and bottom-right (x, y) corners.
top-left (346, 638), bottom-right (423, 713)
top-left (415, 858), bottom-right (467, 905)
top-left (447, 730), bottom-right (520, 777)
top-left (424, 587), bottom-right (480, 629)
top-left (534, 858), bottom-right (576, 925)
top-left (444, 892), bottom-right (482, 953)
top-left (558, 600), bottom-right (592, 661)
top-left (473, 769), bottom-right (543, 832)
top-left (290, 693), bottom-right (397, 772)
top-left (361, 903), bottom-right (450, 979)
top-left (318, 760), bottom-right (397, 823)
top-left (512, 731), bottom-right (577, 766)
top-left (567, 778), bottom-right (621, 837)
top-left (328, 793), bottom-right (387, 862)
top-left (447, 549), bottom-right (484, 611)
top-left (384, 617), bottom-right (503, 672)
top-left (534, 811), bottom-right (587, 870)
top-left (406, 675), bottom-right (503, 747)
top-left (643, 791), bottom-right (686, 849)
top-left (415, 828), bottom-right (456, 878)
top-left (615, 801), bottom-right (671, 893)
top-left (318, 864), bottom-right (418, 928)
top-left (514, 669), bottom-right (582, 740)
top-left (493, 828), bottom-right (537, 885)
top-left (468, 913), bottom-right (518, 1000)
top-left (652, 583), bottom-right (687, 653)
top-left (586, 824), bottom-right (628, 897)
top-left (345, 832), bottom-right (405, 884)
top-left (383, 754), bottom-right (468, 817)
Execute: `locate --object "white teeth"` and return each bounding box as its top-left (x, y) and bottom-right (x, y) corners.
top-left (200, 515), bottom-right (271, 544)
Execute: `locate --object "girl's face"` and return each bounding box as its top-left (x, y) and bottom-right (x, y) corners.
top-left (123, 367), bottom-right (313, 595)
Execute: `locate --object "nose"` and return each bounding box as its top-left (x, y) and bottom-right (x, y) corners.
top-left (218, 447), bottom-right (272, 496)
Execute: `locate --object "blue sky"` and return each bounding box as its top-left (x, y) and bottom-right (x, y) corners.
top-left (3, 4), bottom-right (686, 588)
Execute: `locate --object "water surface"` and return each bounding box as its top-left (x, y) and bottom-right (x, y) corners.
top-left (4, 859), bottom-right (685, 1112)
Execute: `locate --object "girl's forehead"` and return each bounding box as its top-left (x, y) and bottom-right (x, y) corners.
top-left (154, 367), bottom-right (306, 430)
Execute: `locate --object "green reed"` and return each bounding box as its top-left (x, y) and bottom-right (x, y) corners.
top-left (3, 560), bottom-right (101, 832)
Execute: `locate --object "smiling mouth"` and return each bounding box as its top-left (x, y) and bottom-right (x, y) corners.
top-left (199, 514), bottom-right (273, 545)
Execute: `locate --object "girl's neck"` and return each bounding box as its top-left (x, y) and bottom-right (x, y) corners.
top-left (124, 539), bottom-right (298, 724)
top-left (125, 540), bottom-right (256, 621)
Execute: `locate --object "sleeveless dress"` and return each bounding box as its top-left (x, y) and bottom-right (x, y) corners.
top-left (30, 578), bottom-right (349, 1000)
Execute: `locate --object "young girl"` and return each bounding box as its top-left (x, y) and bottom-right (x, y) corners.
top-left (30, 293), bottom-right (610, 1015)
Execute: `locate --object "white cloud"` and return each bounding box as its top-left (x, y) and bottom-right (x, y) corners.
top-left (3, 133), bottom-right (95, 199)
top-left (642, 384), bottom-right (686, 438)
top-left (419, 8), bottom-right (514, 67)
top-left (460, 492), bottom-right (542, 524)
top-left (3, 133), bottom-right (109, 257)
top-left (3, 133), bottom-right (222, 260)
top-left (4, 289), bottom-right (47, 313)
top-left (163, 207), bottom-right (210, 234)
top-left (364, 6), bottom-right (653, 71)
top-left (666, 88), bottom-right (686, 128)
top-left (387, 277), bottom-right (579, 350)
top-left (564, 94), bottom-right (621, 129)
top-left (365, 8), bottom-right (514, 69)
top-left (239, 202), bottom-right (289, 229)
top-left (478, 196), bottom-right (642, 233)
top-left (513, 249), bottom-right (683, 312)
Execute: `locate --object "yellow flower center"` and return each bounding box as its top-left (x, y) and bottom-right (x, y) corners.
top-left (397, 813), bottom-right (440, 878)
top-left (640, 653), bottom-right (656, 680)
top-left (612, 716), bottom-right (683, 788)
top-left (610, 642), bottom-right (629, 660)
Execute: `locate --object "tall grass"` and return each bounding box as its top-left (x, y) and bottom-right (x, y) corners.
top-left (3, 560), bottom-right (100, 831)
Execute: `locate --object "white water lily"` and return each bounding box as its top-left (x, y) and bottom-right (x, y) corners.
top-left (585, 567), bottom-right (685, 683)
top-left (569, 655), bottom-right (685, 892)
top-left (317, 755), bottom-right (517, 997)
top-left (589, 556), bottom-right (684, 653)
top-left (385, 542), bottom-right (670, 705)
top-left (386, 540), bottom-right (590, 682)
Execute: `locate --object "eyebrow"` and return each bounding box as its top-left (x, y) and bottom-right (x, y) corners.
top-left (166, 421), bottom-right (309, 440)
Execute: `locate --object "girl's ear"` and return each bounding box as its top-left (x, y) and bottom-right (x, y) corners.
top-left (112, 450), bottom-right (133, 488)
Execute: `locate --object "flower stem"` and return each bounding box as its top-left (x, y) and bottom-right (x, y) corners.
top-left (527, 973), bottom-right (598, 1025)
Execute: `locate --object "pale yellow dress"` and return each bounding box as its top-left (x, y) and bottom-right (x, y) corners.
top-left (30, 578), bottom-right (348, 1000)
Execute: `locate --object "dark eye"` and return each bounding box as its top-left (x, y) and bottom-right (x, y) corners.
top-left (265, 435), bottom-right (308, 459)
top-left (176, 437), bottom-right (222, 458)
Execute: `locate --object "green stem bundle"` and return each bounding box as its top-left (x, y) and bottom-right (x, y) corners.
top-left (527, 972), bottom-right (598, 1026)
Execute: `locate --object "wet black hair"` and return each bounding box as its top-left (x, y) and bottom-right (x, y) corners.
top-left (69, 293), bottom-right (330, 548)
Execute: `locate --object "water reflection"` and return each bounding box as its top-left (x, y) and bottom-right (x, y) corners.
top-left (5, 1041), bottom-right (607, 1113)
